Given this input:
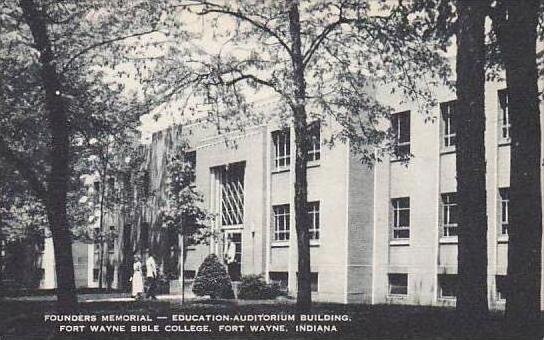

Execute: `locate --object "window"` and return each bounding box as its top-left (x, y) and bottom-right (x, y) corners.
top-left (307, 121), bottom-right (321, 162)
top-left (311, 272), bottom-right (319, 292)
top-left (272, 130), bottom-right (291, 171)
top-left (220, 163), bottom-right (245, 226)
top-left (441, 193), bottom-right (458, 237)
top-left (388, 273), bottom-right (408, 295)
top-left (440, 100), bottom-right (456, 148)
top-left (93, 268), bottom-right (100, 282)
top-left (185, 151), bottom-right (197, 183)
top-left (269, 272), bottom-right (288, 289)
top-left (184, 270), bottom-right (196, 280)
top-left (391, 111), bottom-right (410, 157)
top-left (496, 275), bottom-right (507, 301)
top-left (438, 274), bottom-right (458, 299)
top-left (308, 201), bottom-right (320, 240)
top-left (392, 197), bottom-right (410, 239)
top-left (273, 204), bottom-right (290, 241)
top-left (498, 89), bottom-right (510, 140)
top-left (499, 188), bottom-right (509, 235)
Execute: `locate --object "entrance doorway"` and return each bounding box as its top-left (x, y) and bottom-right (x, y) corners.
top-left (224, 231), bottom-right (242, 281)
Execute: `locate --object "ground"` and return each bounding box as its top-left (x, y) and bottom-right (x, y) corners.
top-left (0, 293), bottom-right (537, 339)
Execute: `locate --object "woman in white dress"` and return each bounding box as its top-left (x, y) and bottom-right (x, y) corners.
top-left (131, 255), bottom-right (144, 299)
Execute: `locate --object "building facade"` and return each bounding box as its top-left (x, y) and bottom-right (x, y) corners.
top-left (39, 81), bottom-right (544, 310)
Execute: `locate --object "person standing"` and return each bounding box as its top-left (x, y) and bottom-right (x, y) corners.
top-left (131, 255), bottom-right (144, 299)
top-left (145, 250), bottom-right (158, 300)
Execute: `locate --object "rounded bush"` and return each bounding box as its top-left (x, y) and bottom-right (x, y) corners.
top-left (192, 254), bottom-right (234, 299)
top-left (237, 274), bottom-right (285, 300)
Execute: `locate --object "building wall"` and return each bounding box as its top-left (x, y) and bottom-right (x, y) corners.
top-left (373, 79), bottom-right (544, 310)
top-left (346, 148), bottom-right (375, 304)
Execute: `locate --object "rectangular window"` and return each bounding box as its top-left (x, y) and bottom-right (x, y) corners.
top-left (273, 204), bottom-right (290, 241)
top-left (496, 275), bottom-right (507, 301)
top-left (388, 273), bottom-right (408, 295)
top-left (93, 268), bottom-right (100, 282)
top-left (311, 272), bottom-right (319, 292)
top-left (440, 100), bottom-right (456, 148)
top-left (307, 121), bottom-right (321, 162)
top-left (438, 274), bottom-right (458, 299)
top-left (308, 201), bottom-right (320, 240)
top-left (499, 188), bottom-right (509, 235)
top-left (220, 163), bottom-right (245, 226)
top-left (392, 197), bottom-right (410, 239)
top-left (185, 150), bottom-right (197, 183)
top-left (272, 130), bottom-right (291, 171)
top-left (498, 89), bottom-right (510, 140)
top-left (269, 271), bottom-right (289, 289)
top-left (392, 111), bottom-right (410, 158)
top-left (441, 193), bottom-right (458, 237)
top-left (184, 270), bottom-right (196, 280)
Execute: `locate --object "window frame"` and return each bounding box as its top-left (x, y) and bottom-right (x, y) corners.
top-left (272, 129), bottom-right (291, 171)
top-left (391, 197), bottom-right (410, 240)
top-left (438, 274), bottom-right (458, 299)
top-left (391, 111), bottom-right (411, 158)
top-left (441, 193), bottom-right (458, 237)
top-left (388, 273), bottom-right (408, 296)
top-left (440, 100), bottom-right (456, 149)
top-left (307, 121), bottom-right (321, 163)
top-left (498, 89), bottom-right (510, 142)
top-left (499, 188), bottom-right (510, 235)
top-left (273, 204), bottom-right (290, 242)
top-left (308, 201), bottom-right (320, 241)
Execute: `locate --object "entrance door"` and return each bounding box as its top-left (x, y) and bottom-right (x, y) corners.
top-left (225, 232), bottom-right (242, 281)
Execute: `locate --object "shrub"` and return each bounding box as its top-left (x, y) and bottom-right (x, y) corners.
top-left (237, 274), bottom-right (285, 300)
top-left (192, 254), bottom-right (234, 299)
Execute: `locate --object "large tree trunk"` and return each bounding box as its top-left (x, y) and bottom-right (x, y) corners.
top-left (20, 0), bottom-right (77, 310)
top-left (502, 0), bottom-right (542, 333)
top-left (287, 0), bottom-right (311, 311)
top-left (455, 0), bottom-right (489, 329)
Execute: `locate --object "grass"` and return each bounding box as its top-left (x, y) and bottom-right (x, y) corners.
top-left (0, 296), bottom-right (538, 339)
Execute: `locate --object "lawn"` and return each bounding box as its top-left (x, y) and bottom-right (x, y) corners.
top-left (0, 296), bottom-right (536, 339)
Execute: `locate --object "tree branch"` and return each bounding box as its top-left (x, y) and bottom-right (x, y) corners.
top-left (302, 3), bottom-right (353, 68)
top-left (190, 2), bottom-right (292, 56)
top-left (0, 136), bottom-right (48, 202)
top-left (60, 29), bottom-right (160, 74)
top-left (216, 72), bottom-right (296, 110)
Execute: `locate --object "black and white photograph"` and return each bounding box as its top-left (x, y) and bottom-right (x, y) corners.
top-left (1, 0), bottom-right (543, 339)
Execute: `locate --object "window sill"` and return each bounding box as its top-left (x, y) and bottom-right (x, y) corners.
top-left (439, 236), bottom-right (458, 244)
top-left (497, 235), bottom-right (509, 244)
top-left (310, 240), bottom-right (320, 247)
top-left (438, 296), bottom-right (457, 302)
top-left (271, 242), bottom-right (290, 248)
top-left (498, 140), bottom-right (511, 147)
top-left (440, 147), bottom-right (456, 155)
top-left (389, 239), bottom-right (410, 246)
top-left (307, 161), bottom-right (320, 169)
top-left (387, 294), bottom-right (408, 299)
top-left (272, 168), bottom-right (290, 174)
top-left (390, 157), bottom-right (411, 164)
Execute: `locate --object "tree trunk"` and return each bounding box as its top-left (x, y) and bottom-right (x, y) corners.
top-left (502, 0), bottom-right (542, 333)
top-left (287, 0), bottom-right (311, 311)
top-left (455, 0), bottom-right (489, 330)
top-left (20, 0), bottom-right (77, 310)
